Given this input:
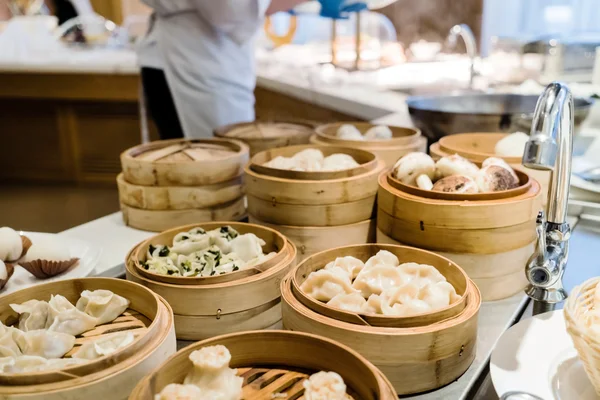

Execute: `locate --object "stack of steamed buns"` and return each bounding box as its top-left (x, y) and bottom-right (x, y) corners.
top-left (394, 152), bottom-right (520, 193)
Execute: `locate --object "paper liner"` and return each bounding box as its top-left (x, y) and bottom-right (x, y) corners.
top-left (0, 263), bottom-right (15, 289)
top-left (19, 235), bottom-right (32, 259)
top-left (19, 258), bottom-right (79, 279)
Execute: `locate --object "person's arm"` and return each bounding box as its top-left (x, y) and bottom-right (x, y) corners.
top-left (266, 0), bottom-right (307, 15)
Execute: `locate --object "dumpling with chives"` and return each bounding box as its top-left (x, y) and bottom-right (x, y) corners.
top-left (301, 267), bottom-right (356, 302)
top-left (171, 234), bottom-right (210, 255)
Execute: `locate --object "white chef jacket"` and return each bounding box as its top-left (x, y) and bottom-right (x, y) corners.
top-left (138, 0), bottom-right (271, 138)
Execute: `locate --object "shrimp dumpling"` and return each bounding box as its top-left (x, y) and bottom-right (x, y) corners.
top-left (301, 267), bottom-right (356, 302)
top-left (321, 154), bottom-right (360, 171)
top-left (10, 299), bottom-right (49, 331)
top-left (76, 290), bottom-right (130, 325)
top-left (352, 264), bottom-right (403, 297)
top-left (364, 125), bottom-right (393, 140)
top-left (155, 383), bottom-right (203, 400)
top-left (327, 292), bottom-right (367, 313)
top-left (303, 371), bottom-right (347, 400)
top-left (336, 124), bottom-right (364, 141)
top-left (229, 233), bottom-right (265, 263)
top-left (73, 331), bottom-right (135, 360)
top-left (324, 256), bottom-right (365, 280)
top-left (47, 294), bottom-right (98, 336)
top-left (15, 330), bottom-right (75, 359)
top-left (183, 345), bottom-right (243, 400)
top-left (364, 250), bottom-right (399, 269)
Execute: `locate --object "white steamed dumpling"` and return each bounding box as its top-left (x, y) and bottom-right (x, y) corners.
top-left (14, 329), bottom-right (75, 359)
top-left (76, 290), bottom-right (130, 325)
top-left (184, 345), bottom-right (243, 400)
top-left (495, 131), bottom-right (529, 157)
top-left (73, 331), bottom-right (135, 360)
top-left (393, 152), bottom-right (436, 186)
top-left (47, 295), bottom-right (98, 336)
top-left (321, 154), bottom-right (360, 171)
top-left (327, 292), bottom-right (367, 313)
top-left (435, 154), bottom-right (480, 179)
top-left (352, 264), bottom-right (404, 298)
top-left (300, 267), bottom-right (356, 302)
top-left (303, 371), bottom-right (347, 400)
top-left (324, 256), bottom-right (364, 280)
top-left (364, 125), bottom-right (393, 140)
top-left (364, 250), bottom-right (399, 269)
top-left (24, 239), bottom-right (71, 263)
top-left (10, 299), bottom-right (50, 331)
top-left (0, 227), bottom-right (22, 262)
top-left (336, 124), bottom-right (364, 141)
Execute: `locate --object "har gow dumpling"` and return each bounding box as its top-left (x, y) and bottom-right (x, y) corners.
top-left (301, 267), bottom-right (356, 302)
top-left (15, 329), bottom-right (75, 359)
top-left (76, 290), bottom-right (130, 325)
top-left (47, 294), bottom-right (97, 336)
top-left (155, 383), bottom-right (203, 400)
top-left (364, 250), bottom-right (399, 269)
top-left (352, 264), bottom-right (403, 297)
top-left (184, 345), bottom-right (243, 400)
top-left (303, 371), bottom-right (347, 400)
top-left (327, 292), bottom-right (367, 313)
top-left (73, 331), bottom-right (135, 360)
top-left (325, 256), bottom-right (364, 280)
top-left (10, 299), bottom-right (50, 331)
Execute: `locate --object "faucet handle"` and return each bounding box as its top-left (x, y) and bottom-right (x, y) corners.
top-left (534, 211), bottom-right (547, 264)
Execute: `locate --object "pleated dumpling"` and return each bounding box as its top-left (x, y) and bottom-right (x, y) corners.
top-left (73, 331), bottom-right (135, 360)
top-left (1, 355), bottom-right (47, 373)
top-left (364, 250), bottom-right (399, 269)
top-left (47, 295), bottom-right (98, 336)
top-left (76, 290), bottom-right (130, 325)
top-left (379, 283), bottom-right (432, 316)
top-left (0, 324), bottom-right (22, 357)
top-left (361, 294), bottom-right (383, 314)
top-left (324, 256), bottom-right (364, 280)
top-left (170, 234), bottom-right (211, 255)
top-left (155, 383), bottom-right (203, 400)
top-left (327, 292), bottom-right (367, 313)
top-left (301, 267), bottom-right (356, 302)
top-left (419, 281), bottom-right (460, 309)
top-left (397, 263), bottom-right (447, 288)
top-left (303, 371), bottom-right (347, 400)
top-left (352, 264), bottom-right (403, 298)
top-left (10, 299), bottom-right (49, 331)
top-left (183, 345), bottom-right (243, 400)
top-left (14, 330), bottom-right (75, 359)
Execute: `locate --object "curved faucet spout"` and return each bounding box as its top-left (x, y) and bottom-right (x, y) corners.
top-left (448, 24), bottom-right (477, 88)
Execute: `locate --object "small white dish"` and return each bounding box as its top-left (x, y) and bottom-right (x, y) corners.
top-left (491, 309), bottom-right (598, 400)
top-left (2, 232), bottom-right (102, 295)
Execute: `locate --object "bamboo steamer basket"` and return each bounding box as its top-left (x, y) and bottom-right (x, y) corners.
top-left (120, 197), bottom-right (246, 232)
top-left (245, 145), bottom-right (384, 226)
top-left (130, 330), bottom-right (398, 400)
top-left (214, 120), bottom-right (315, 156)
top-left (281, 274), bottom-right (481, 395)
top-left (120, 138), bottom-right (249, 186)
top-left (376, 229), bottom-right (531, 301)
top-left (249, 215), bottom-right (376, 264)
top-left (564, 277), bottom-right (600, 395)
top-left (429, 132), bottom-right (550, 204)
top-left (125, 234), bottom-right (297, 340)
top-left (0, 278), bottom-right (176, 400)
top-left (313, 122), bottom-right (427, 166)
top-left (377, 169), bottom-right (541, 300)
top-left (117, 173), bottom-right (243, 210)
top-left (291, 244), bottom-right (470, 328)
top-left (132, 222), bottom-right (289, 285)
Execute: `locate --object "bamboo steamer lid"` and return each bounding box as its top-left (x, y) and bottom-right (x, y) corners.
top-left (313, 123), bottom-right (427, 167)
top-left (249, 216), bottom-right (376, 264)
top-left (120, 197), bottom-right (246, 232)
top-left (214, 120), bottom-right (315, 155)
top-left (120, 138), bottom-right (249, 186)
top-left (376, 229), bottom-right (531, 301)
top-left (132, 222), bottom-right (289, 286)
top-left (290, 244), bottom-right (470, 328)
top-left (0, 278), bottom-right (176, 400)
top-left (281, 275), bottom-right (481, 395)
top-left (117, 173), bottom-right (243, 210)
top-left (130, 330), bottom-right (398, 400)
top-left (378, 168), bottom-right (542, 230)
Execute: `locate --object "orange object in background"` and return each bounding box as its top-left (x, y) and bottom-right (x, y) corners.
top-left (264, 15), bottom-right (297, 48)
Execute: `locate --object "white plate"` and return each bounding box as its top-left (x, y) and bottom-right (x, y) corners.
top-left (491, 309), bottom-right (599, 400)
top-left (1, 232), bottom-right (102, 295)
top-left (572, 157), bottom-right (600, 195)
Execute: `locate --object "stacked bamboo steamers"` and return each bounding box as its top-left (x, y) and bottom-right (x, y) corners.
top-left (246, 144), bottom-right (384, 263)
top-left (125, 222), bottom-right (297, 340)
top-left (118, 138), bottom-right (249, 231)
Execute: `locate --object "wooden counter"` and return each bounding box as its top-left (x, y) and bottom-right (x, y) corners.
top-left (0, 70), bottom-right (359, 185)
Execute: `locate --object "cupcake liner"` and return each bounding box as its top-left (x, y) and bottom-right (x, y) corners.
top-left (0, 263), bottom-right (15, 289)
top-left (19, 235), bottom-right (32, 259)
top-left (19, 258), bottom-right (79, 279)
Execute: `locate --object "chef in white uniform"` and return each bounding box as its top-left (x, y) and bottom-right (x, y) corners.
top-left (138, 0), bottom-right (309, 139)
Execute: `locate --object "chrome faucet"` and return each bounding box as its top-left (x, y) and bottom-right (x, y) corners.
top-left (448, 24), bottom-right (477, 89)
top-left (522, 82), bottom-right (574, 316)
